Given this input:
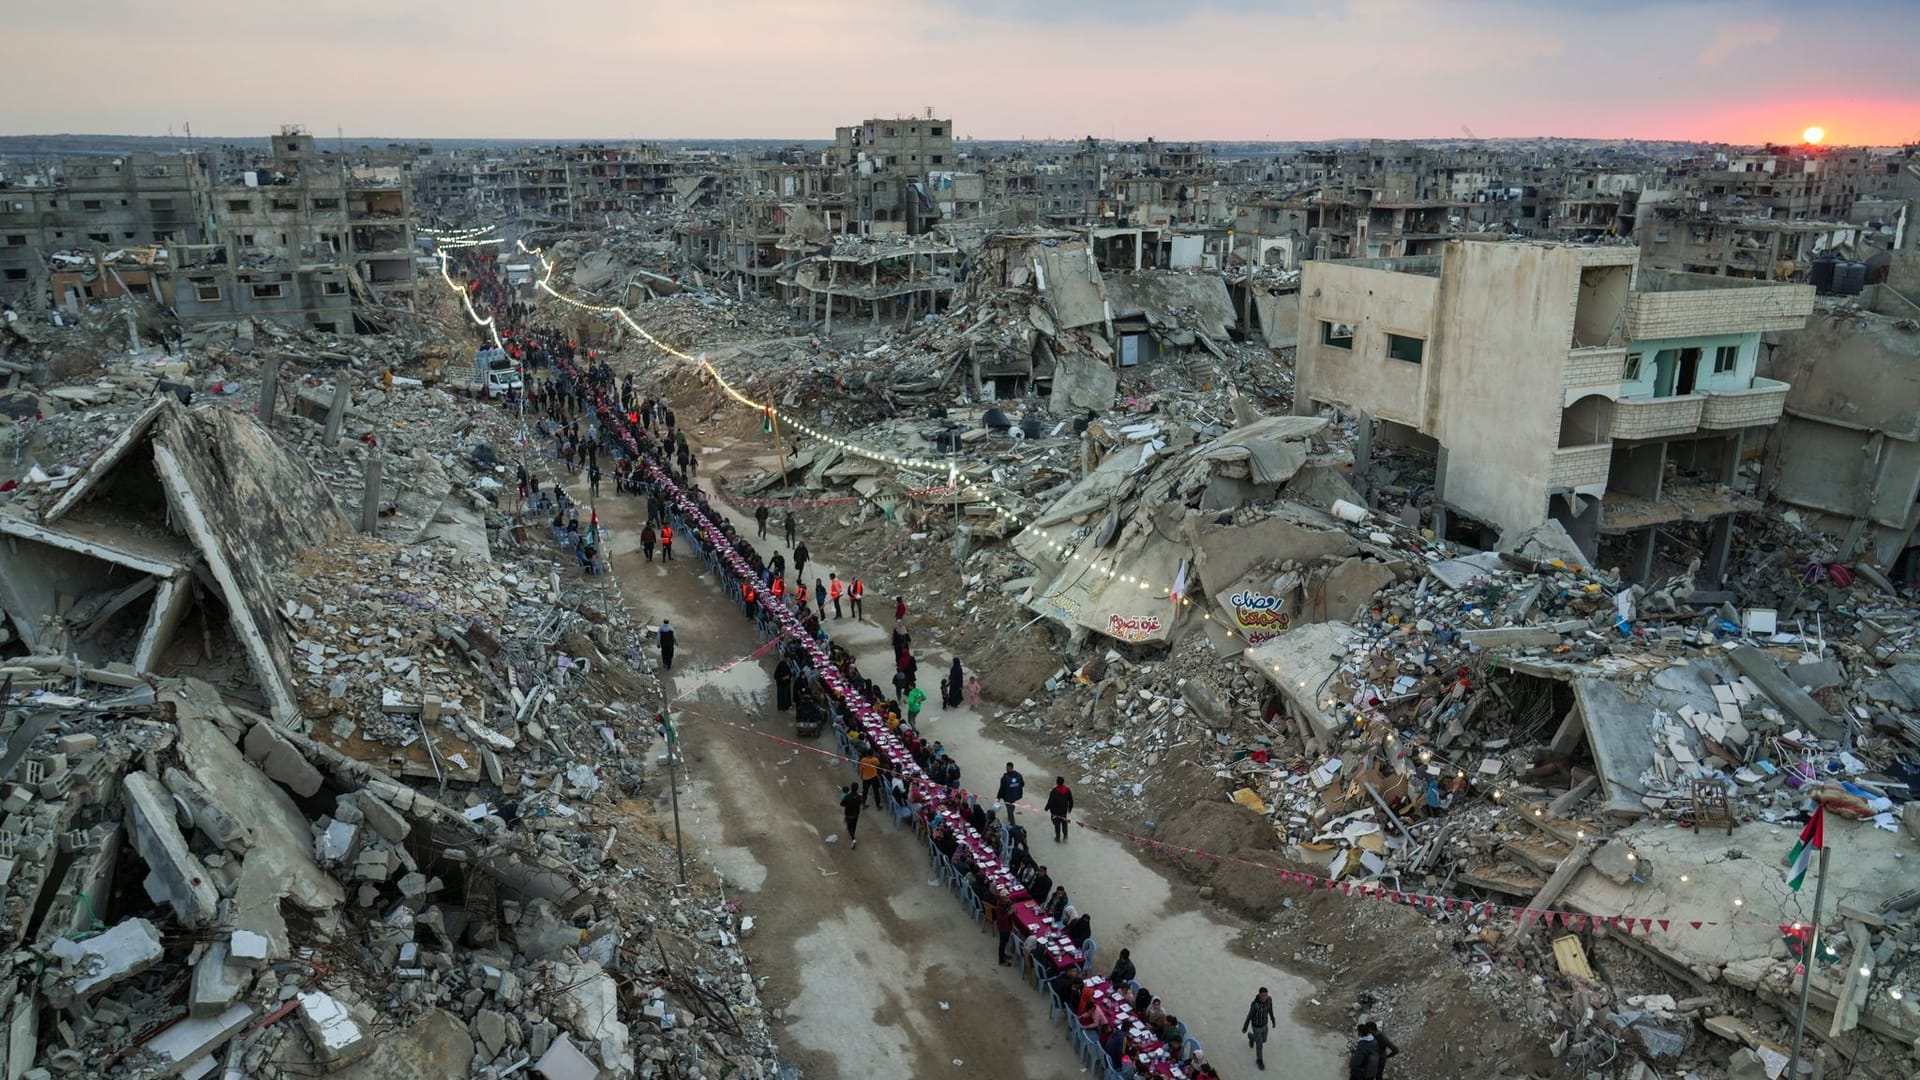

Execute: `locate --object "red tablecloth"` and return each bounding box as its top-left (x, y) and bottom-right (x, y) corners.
top-left (929, 806), bottom-right (1027, 904)
top-left (1084, 975), bottom-right (1190, 1079)
top-left (1013, 901), bottom-right (1085, 970)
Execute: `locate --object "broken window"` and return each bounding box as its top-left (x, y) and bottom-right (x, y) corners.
top-left (87, 232), bottom-right (110, 243)
top-left (154, 230), bottom-right (175, 243)
top-left (1622, 352), bottom-right (1643, 381)
top-left (195, 282), bottom-right (221, 301)
top-left (1653, 229), bottom-right (1670, 243)
top-left (1387, 333), bottom-right (1425, 364)
top-left (1713, 344), bottom-right (1739, 374)
top-left (5, 235), bottom-right (23, 246)
top-left (240, 234), bottom-right (256, 247)
top-left (271, 199), bottom-right (300, 212)
top-left (1321, 321), bottom-right (1354, 349)
top-left (931, 126), bottom-right (945, 136)
top-left (3, 268), bottom-right (25, 280)
top-left (82, 199), bottom-right (103, 211)
top-left (312, 198), bottom-right (340, 211)
top-left (322, 280), bottom-right (346, 295)
top-left (250, 282), bottom-right (284, 299)
top-left (932, 155), bottom-right (944, 165)
top-left (227, 199), bottom-right (251, 213)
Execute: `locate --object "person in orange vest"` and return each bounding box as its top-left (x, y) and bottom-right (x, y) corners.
top-left (828, 574), bottom-right (844, 619)
top-left (849, 578), bottom-right (864, 620)
top-left (660, 522), bottom-right (673, 561)
top-left (771, 575), bottom-right (785, 603)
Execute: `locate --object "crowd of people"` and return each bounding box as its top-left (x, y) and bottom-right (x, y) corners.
top-left (446, 247), bottom-right (1403, 1080)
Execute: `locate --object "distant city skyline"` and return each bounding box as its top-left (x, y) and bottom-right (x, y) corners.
top-left (3, 0), bottom-right (1916, 147)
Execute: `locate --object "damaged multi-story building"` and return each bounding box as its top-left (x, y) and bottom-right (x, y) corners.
top-left (1294, 238), bottom-right (1815, 582)
top-left (0, 126), bottom-right (418, 334)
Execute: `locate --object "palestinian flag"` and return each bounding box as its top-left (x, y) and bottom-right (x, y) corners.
top-left (1781, 805), bottom-right (1824, 891)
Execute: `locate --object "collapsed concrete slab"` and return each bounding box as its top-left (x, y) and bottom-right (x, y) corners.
top-left (243, 720), bottom-right (324, 798)
top-left (298, 990), bottom-right (376, 1070)
top-left (122, 771), bottom-right (220, 926)
top-left (43, 918), bottom-right (162, 1006)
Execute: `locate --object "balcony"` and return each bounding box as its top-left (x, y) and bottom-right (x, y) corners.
top-left (1700, 377), bottom-right (1789, 430)
top-left (1610, 394), bottom-right (1704, 440)
top-left (1551, 443), bottom-right (1613, 489)
top-left (1564, 346), bottom-right (1625, 394)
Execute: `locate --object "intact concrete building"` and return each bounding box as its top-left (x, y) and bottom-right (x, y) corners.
top-left (1294, 239), bottom-right (1814, 581)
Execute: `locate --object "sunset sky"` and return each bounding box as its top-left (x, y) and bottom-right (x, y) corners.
top-left (4, 0), bottom-right (1916, 145)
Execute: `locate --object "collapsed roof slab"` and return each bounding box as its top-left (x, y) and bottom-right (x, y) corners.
top-left (1245, 620), bottom-right (1354, 749)
top-left (42, 397), bottom-right (166, 523)
top-left (0, 518), bottom-right (185, 654)
top-left (1570, 677), bottom-right (1656, 820)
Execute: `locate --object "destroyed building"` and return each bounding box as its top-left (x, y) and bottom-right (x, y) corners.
top-left (1293, 238), bottom-right (1816, 581)
top-left (0, 126), bottom-right (418, 335)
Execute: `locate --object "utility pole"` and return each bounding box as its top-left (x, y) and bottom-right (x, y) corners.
top-left (660, 711), bottom-right (687, 885)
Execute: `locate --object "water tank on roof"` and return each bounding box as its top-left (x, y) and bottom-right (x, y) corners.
top-left (1019, 416), bottom-right (1045, 440)
top-left (1809, 256), bottom-right (1838, 293)
top-left (982, 407), bottom-right (1012, 432)
top-left (1833, 261), bottom-right (1867, 296)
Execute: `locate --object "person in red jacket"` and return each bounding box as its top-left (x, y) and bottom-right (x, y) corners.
top-left (1045, 777), bottom-right (1075, 842)
top-left (894, 595), bottom-right (907, 623)
top-left (849, 578), bottom-right (864, 620)
top-left (660, 523), bottom-right (673, 561)
top-left (828, 574), bottom-right (844, 619)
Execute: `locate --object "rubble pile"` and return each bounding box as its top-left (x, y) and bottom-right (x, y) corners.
top-left (1, 305), bottom-right (786, 1076)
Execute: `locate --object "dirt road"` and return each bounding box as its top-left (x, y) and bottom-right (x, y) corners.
top-left (591, 434), bottom-right (1340, 1079)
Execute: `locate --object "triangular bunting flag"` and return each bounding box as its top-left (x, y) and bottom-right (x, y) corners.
top-left (1689, 921), bottom-right (1702, 930)
top-left (1657, 919), bottom-right (1671, 931)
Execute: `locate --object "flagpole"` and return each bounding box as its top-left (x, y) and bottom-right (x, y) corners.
top-left (1788, 844), bottom-right (1831, 1071)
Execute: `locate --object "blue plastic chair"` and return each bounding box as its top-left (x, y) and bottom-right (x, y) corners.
top-left (1180, 1036), bottom-right (1203, 1065)
top-left (1079, 937), bottom-right (1097, 972)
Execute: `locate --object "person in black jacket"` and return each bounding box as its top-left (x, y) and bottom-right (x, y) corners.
top-left (1044, 776), bottom-right (1074, 841)
top-left (839, 784), bottom-right (863, 850)
top-left (1243, 987), bottom-right (1277, 1070)
top-left (1109, 948), bottom-right (1136, 988)
top-left (1353, 1020), bottom-right (1398, 1079)
top-left (657, 620), bottom-right (676, 670)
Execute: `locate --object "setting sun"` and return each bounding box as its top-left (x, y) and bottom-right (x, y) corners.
top-left (1803, 125), bottom-right (1826, 144)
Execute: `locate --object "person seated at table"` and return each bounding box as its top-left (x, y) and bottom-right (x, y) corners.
top-left (933, 824), bottom-right (960, 859)
top-left (888, 774), bottom-right (908, 807)
top-left (952, 844), bottom-right (976, 877)
top-left (1007, 834), bottom-right (1037, 880)
top-left (1078, 993), bottom-right (1112, 1030)
top-left (1158, 1014), bottom-right (1187, 1048)
top-left (964, 796), bottom-right (989, 833)
top-left (1116, 1053), bottom-right (1138, 1078)
top-left (1026, 866), bottom-right (1052, 902)
top-left (1100, 1024), bottom-right (1127, 1067)
top-left (1109, 947), bottom-right (1136, 987)
top-left (1132, 984), bottom-right (1153, 1014)
top-left (1143, 996), bottom-right (1167, 1028)
top-left (1065, 912), bottom-right (1093, 948)
top-left (969, 868), bottom-right (995, 908)
top-left (1047, 969), bottom-right (1082, 1006)
top-left (1044, 886), bottom-right (1070, 920)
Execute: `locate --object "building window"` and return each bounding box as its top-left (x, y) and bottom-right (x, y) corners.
top-left (240, 234), bottom-right (256, 247)
top-left (271, 199), bottom-right (300, 212)
top-left (931, 126), bottom-right (945, 136)
top-left (149, 199), bottom-right (174, 211)
top-left (4, 235), bottom-right (23, 246)
top-left (1387, 334), bottom-right (1425, 364)
top-left (1321, 321), bottom-right (1354, 349)
top-left (1713, 344), bottom-right (1739, 374)
top-left (82, 199), bottom-right (103, 211)
top-left (227, 199), bottom-right (251, 213)
top-left (1623, 353), bottom-right (1643, 381)
top-left (195, 283), bottom-right (221, 301)
top-left (250, 282), bottom-right (284, 299)
top-left (87, 232), bottom-right (111, 243)
top-left (931, 156), bottom-right (944, 165)
top-left (3, 268), bottom-right (25, 280)
top-left (154, 231), bottom-right (175, 243)
top-left (312, 198), bottom-right (340, 211)
top-left (322, 280), bottom-right (346, 295)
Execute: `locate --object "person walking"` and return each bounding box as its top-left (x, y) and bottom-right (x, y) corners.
top-left (894, 595), bottom-right (907, 623)
top-left (858, 748), bottom-right (884, 808)
top-left (1354, 1021), bottom-right (1399, 1079)
top-left (588, 462), bottom-right (601, 499)
top-left (905, 682), bottom-right (927, 725)
top-left (756, 504), bottom-right (769, 539)
top-left (640, 524), bottom-right (656, 562)
top-left (839, 783), bottom-right (863, 849)
top-left (657, 619), bottom-right (677, 671)
top-left (1045, 776), bottom-right (1075, 842)
top-left (784, 510), bottom-right (797, 547)
top-left (794, 541), bottom-right (810, 582)
top-left (849, 577), bottom-right (864, 620)
top-left (944, 657), bottom-right (965, 709)
top-left (1242, 987), bottom-right (1277, 1071)
top-left (996, 762), bottom-right (1026, 824)
top-left (660, 522), bottom-right (674, 561)
top-left (814, 577), bottom-right (827, 612)
top-left (829, 574), bottom-right (843, 619)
